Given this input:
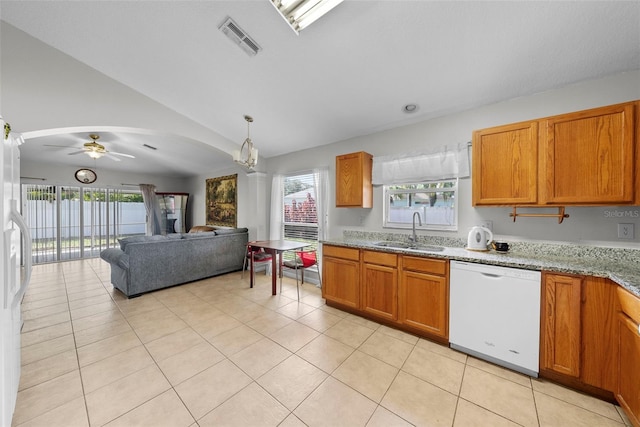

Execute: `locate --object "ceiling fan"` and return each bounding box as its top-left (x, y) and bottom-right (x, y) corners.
top-left (47, 134), bottom-right (135, 161)
top-left (71, 134), bottom-right (135, 161)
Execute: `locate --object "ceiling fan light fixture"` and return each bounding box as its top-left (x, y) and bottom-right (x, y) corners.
top-left (270, 0), bottom-right (344, 34)
top-left (233, 115), bottom-right (258, 170)
top-left (87, 150), bottom-right (104, 159)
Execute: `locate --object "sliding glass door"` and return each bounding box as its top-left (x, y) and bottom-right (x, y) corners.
top-left (22, 185), bottom-right (145, 264)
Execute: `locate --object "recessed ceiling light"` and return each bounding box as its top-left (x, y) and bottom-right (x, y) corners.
top-left (402, 104), bottom-right (419, 113)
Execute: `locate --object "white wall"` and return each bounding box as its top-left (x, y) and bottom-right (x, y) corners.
top-left (265, 70), bottom-right (640, 247)
top-left (21, 160), bottom-right (193, 226)
top-left (2, 23), bottom-right (237, 157)
top-left (21, 161), bottom-right (189, 193)
top-left (187, 165), bottom-right (269, 242)
top-left (21, 71), bottom-right (640, 247)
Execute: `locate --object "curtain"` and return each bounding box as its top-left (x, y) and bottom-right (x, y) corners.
top-left (313, 167), bottom-right (329, 288)
top-left (139, 184), bottom-right (162, 235)
top-left (313, 167), bottom-right (329, 242)
top-left (269, 174), bottom-right (284, 240)
top-left (372, 142), bottom-right (470, 185)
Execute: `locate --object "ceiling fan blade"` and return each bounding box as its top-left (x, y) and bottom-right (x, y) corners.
top-left (68, 150), bottom-right (86, 155)
top-left (104, 153), bottom-right (122, 162)
top-left (44, 144), bottom-right (79, 149)
top-left (109, 151), bottom-right (135, 159)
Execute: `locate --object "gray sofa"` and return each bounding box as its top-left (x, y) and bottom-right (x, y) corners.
top-left (100, 227), bottom-right (248, 298)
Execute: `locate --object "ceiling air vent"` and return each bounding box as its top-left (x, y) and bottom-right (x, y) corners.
top-left (219, 17), bottom-right (262, 57)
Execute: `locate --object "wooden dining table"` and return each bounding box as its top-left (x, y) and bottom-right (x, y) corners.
top-left (248, 240), bottom-right (310, 295)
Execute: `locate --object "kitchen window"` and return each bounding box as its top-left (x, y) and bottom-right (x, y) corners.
top-left (383, 179), bottom-right (458, 231)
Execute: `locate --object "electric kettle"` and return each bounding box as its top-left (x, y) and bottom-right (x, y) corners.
top-left (467, 226), bottom-right (493, 251)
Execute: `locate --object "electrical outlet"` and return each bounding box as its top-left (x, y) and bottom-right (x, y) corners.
top-left (480, 220), bottom-right (493, 232)
top-left (618, 223), bottom-right (635, 239)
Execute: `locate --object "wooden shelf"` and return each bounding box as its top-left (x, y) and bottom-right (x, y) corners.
top-left (509, 206), bottom-right (570, 224)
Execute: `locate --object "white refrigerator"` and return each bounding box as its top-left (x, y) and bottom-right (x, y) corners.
top-left (1, 117), bottom-right (32, 426)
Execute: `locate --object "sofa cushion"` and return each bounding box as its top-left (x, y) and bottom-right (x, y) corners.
top-left (183, 231), bottom-right (216, 239)
top-left (189, 225), bottom-right (216, 233)
top-left (214, 227), bottom-right (249, 235)
top-left (118, 235), bottom-right (167, 250)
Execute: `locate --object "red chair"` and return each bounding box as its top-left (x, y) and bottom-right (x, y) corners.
top-left (281, 250), bottom-right (321, 300)
top-left (242, 243), bottom-right (273, 288)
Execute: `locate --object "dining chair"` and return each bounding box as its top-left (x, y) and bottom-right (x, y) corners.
top-left (242, 243), bottom-right (273, 287)
top-left (281, 249), bottom-right (321, 300)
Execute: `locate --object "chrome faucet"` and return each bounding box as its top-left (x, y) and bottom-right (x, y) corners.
top-left (410, 212), bottom-right (422, 243)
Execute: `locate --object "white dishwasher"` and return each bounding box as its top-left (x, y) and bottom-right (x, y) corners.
top-left (449, 260), bottom-right (541, 377)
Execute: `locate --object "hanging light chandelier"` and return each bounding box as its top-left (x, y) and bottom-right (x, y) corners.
top-left (233, 115), bottom-right (258, 170)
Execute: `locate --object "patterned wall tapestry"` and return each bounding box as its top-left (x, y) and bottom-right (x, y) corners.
top-left (205, 174), bottom-right (237, 227)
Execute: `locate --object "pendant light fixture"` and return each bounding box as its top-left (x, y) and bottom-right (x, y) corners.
top-left (233, 115), bottom-right (258, 170)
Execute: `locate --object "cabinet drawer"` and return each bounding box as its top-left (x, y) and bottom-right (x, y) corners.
top-left (363, 250), bottom-right (397, 267)
top-left (618, 287), bottom-right (640, 325)
top-left (323, 245), bottom-right (360, 261)
top-left (401, 256), bottom-right (447, 276)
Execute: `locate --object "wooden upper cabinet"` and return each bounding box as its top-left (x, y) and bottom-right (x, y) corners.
top-left (472, 100), bottom-right (639, 207)
top-left (540, 102), bottom-right (636, 204)
top-left (472, 121), bottom-right (539, 206)
top-left (541, 272), bottom-right (582, 378)
top-left (336, 151), bottom-right (373, 208)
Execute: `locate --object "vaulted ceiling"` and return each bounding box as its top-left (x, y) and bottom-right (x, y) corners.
top-left (2, 1), bottom-right (639, 177)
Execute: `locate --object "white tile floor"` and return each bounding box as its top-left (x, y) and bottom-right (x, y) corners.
top-left (12, 258), bottom-right (633, 427)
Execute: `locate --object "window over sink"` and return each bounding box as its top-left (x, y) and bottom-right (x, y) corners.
top-left (383, 179), bottom-right (458, 231)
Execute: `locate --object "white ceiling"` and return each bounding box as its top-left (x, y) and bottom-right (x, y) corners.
top-left (1, 1), bottom-right (639, 177)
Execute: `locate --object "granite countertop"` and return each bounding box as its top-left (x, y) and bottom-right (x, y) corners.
top-left (322, 231), bottom-right (640, 298)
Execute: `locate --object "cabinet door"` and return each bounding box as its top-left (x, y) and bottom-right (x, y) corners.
top-left (362, 263), bottom-right (398, 321)
top-left (472, 121), bottom-right (538, 205)
top-left (322, 256), bottom-right (360, 309)
top-left (336, 151), bottom-right (373, 208)
top-left (580, 277), bottom-right (618, 392)
top-left (542, 273), bottom-right (582, 377)
top-left (617, 314), bottom-right (640, 427)
top-left (399, 270), bottom-right (448, 339)
top-left (541, 102), bottom-right (635, 204)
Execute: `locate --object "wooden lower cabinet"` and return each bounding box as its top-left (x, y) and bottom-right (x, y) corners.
top-left (322, 246), bottom-right (449, 341)
top-left (617, 287), bottom-right (640, 427)
top-left (581, 277), bottom-right (619, 392)
top-left (361, 251), bottom-right (398, 321)
top-left (399, 256), bottom-right (448, 340)
top-left (541, 273), bottom-right (620, 398)
top-left (541, 272), bottom-right (582, 377)
top-left (618, 314), bottom-right (640, 427)
top-left (322, 245), bottom-right (360, 309)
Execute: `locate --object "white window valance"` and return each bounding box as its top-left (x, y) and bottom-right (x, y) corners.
top-left (372, 142), bottom-right (470, 185)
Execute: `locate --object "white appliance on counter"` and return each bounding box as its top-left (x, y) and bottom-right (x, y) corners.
top-left (1, 118), bottom-right (32, 426)
top-left (449, 260), bottom-right (541, 377)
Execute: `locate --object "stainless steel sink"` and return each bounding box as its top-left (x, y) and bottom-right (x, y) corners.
top-left (409, 244), bottom-right (445, 252)
top-left (373, 241), bottom-right (445, 252)
top-left (373, 241), bottom-right (412, 248)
